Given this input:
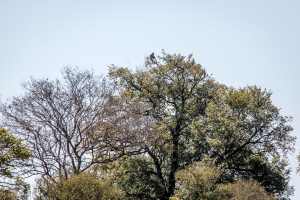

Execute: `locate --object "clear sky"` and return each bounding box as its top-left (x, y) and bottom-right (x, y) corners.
top-left (1, 0), bottom-right (300, 198)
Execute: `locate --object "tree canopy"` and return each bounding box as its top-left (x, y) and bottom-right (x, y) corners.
top-left (34, 170), bottom-right (125, 200)
top-left (109, 51), bottom-right (295, 199)
top-left (0, 51), bottom-right (296, 199)
top-left (0, 67), bottom-right (153, 180)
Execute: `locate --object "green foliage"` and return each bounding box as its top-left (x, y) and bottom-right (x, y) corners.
top-left (108, 51), bottom-right (295, 199)
top-left (34, 171), bottom-right (125, 200)
top-left (109, 51), bottom-right (222, 199)
top-left (225, 179), bottom-right (277, 200)
top-left (0, 127), bottom-right (31, 200)
top-left (192, 86), bottom-right (295, 198)
top-left (1, 51), bottom-right (294, 199)
top-left (175, 161), bottom-right (276, 200)
top-left (0, 127), bottom-right (31, 178)
top-left (109, 51), bottom-right (222, 126)
top-left (114, 156), bottom-right (167, 199)
top-left (175, 161), bottom-right (229, 200)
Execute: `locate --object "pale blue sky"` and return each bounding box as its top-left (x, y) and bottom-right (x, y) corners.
top-left (1, 0), bottom-right (300, 198)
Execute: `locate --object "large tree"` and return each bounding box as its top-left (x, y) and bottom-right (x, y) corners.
top-left (109, 51), bottom-right (295, 199)
top-left (109, 51), bottom-right (222, 199)
top-left (0, 67), bottom-right (153, 180)
top-left (192, 86), bottom-right (295, 198)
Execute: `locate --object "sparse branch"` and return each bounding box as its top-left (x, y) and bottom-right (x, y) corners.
top-left (0, 67), bottom-right (154, 180)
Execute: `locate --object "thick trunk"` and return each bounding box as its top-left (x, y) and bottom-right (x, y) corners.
top-left (167, 131), bottom-right (179, 198)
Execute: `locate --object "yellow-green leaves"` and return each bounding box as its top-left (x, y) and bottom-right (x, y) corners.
top-left (176, 162), bottom-right (227, 200)
top-left (108, 51), bottom-right (221, 131)
top-left (195, 86), bottom-right (295, 160)
top-left (0, 127), bottom-right (31, 199)
top-left (34, 171), bottom-right (125, 200)
top-left (108, 52), bottom-right (294, 199)
top-left (108, 52), bottom-right (221, 198)
top-left (175, 161), bottom-right (276, 200)
top-left (0, 127), bottom-right (31, 178)
top-left (191, 85), bottom-right (295, 197)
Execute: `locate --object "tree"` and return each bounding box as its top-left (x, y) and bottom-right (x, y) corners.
top-left (109, 51), bottom-right (295, 199)
top-left (174, 160), bottom-right (276, 200)
top-left (192, 86), bottom-right (295, 198)
top-left (225, 179), bottom-right (276, 200)
top-left (0, 127), bottom-right (31, 199)
top-left (109, 51), bottom-right (222, 199)
top-left (34, 170), bottom-right (125, 200)
top-left (174, 160), bottom-right (229, 200)
top-left (0, 67), bottom-right (153, 180)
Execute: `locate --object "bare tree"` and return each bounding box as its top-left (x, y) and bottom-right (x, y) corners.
top-left (0, 67), bottom-right (153, 179)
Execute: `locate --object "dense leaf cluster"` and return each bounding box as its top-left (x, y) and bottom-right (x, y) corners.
top-left (0, 127), bottom-right (31, 199)
top-left (109, 51), bottom-right (295, 199)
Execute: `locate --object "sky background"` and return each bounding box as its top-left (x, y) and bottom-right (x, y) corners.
top-left (1, 0), bottom-right (300, 199)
